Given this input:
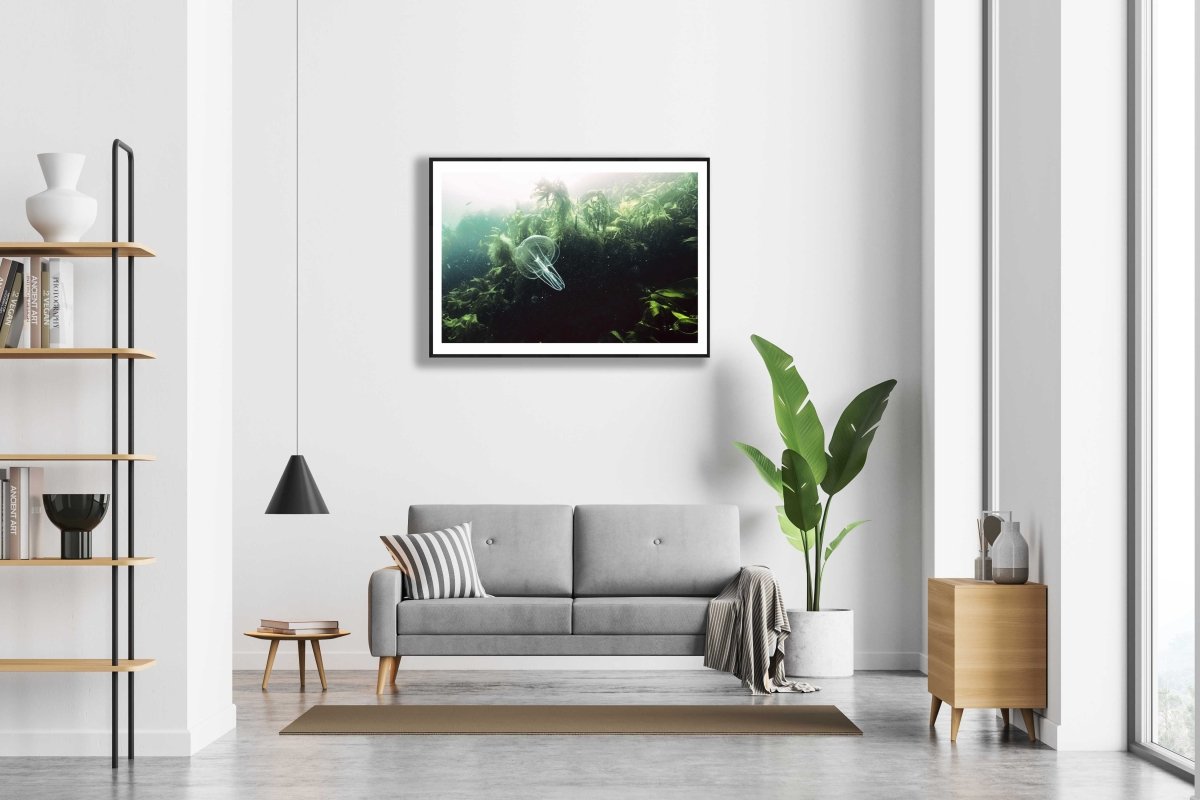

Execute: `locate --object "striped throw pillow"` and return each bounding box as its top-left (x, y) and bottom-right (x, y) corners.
top-left (380, 523), bottom-right (489, 600)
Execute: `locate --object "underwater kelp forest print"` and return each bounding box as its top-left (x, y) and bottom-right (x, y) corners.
top-left (430, 159), bottom-right (708, 356)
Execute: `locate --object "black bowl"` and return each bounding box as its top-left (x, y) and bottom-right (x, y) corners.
top-left (42, 494), bottom-right (110, 533)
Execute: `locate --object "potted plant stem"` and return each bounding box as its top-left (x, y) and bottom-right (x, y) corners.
top-left (736, 334), bottom-right (896, 677)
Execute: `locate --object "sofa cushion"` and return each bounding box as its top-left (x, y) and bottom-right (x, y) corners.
top-left (573, 505), bottom-right (740, 596)
top-left (397, 597), bottom-right (573, 635)
top-left (380, 523), bottom-right (489, 600)
top-left (409, 505), bottom-right (573, 597)
top-left (396, 634), bottom-right (705, 656)
top-left (572, 596), bottom-right (711, 635)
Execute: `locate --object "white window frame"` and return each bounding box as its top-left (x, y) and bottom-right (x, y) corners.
top-left (1129, 0), bottom-right (1196, 779)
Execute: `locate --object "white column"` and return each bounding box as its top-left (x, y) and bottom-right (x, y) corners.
top-left (920, 0), bottom-right (985, 672)
top-left (1057, 0), bottom-right (1128, 752)
top-left (184, 0), bottom-right (236, 753)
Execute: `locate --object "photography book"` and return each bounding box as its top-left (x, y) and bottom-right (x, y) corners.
top-left (48, 259), bottom-right (74, 348)
top-left (39, 258), bottom-right (50, 346)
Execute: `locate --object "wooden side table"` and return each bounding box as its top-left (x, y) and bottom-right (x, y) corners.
top-left (243, 630), bottom-right (350, 691)
top-left (927, 579), bottom-right (1047, 742)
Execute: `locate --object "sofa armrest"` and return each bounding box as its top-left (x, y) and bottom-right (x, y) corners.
top-left (368, 566), bottom-right (404, 657)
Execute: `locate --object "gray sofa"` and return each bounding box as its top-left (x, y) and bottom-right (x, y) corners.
top-left (368, 504), bottom-right (740, 692)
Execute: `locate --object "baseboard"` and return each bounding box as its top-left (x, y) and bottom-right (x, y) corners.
top-left (854, 651), bottom-right (923, 671)
top-left (234, 649), bottom-right (924, 672)
top-left (0, 703), bottom-right (237, 757)
top-left (235, 650), bottom-right (708, 671)
top-left (991, 709), bottom-right (1060, 750)
top-left (188, 703), bottom-right (237, 755)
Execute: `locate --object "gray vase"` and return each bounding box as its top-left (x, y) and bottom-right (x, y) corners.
top-left (991, 521), bottom-right (1029, 584)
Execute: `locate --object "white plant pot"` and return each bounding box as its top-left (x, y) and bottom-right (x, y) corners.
top-left (26, 153), bottom-right (97, 242)
top-left (784, 608), bottom-right (854, 677)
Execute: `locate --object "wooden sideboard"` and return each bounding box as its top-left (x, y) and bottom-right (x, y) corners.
top-left (927, 578), bottom-right (1047, 742)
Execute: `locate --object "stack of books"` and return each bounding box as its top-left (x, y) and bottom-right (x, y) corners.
top-left (0, 468), bottom-right (44, 559)
top-left (258, 618), bottom-right (339, 635)
top-left (0, 257), bottom-right (74, 349)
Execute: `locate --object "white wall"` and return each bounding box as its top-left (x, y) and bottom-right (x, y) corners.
top-left (995, 0), bottom-right (1064, 741)
top-left (991, 0), bottom-right (1127, 750)
top-left (0, 0), bottom-right (233, 756)
top-left (233, 0), bottom-right (926, 671)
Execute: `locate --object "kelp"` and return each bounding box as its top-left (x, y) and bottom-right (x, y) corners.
top-left (440, 173), bottom-right (700, 344)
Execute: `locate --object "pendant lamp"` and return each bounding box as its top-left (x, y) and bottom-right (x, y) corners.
top-left (266, 0), bottom-right (329, 515)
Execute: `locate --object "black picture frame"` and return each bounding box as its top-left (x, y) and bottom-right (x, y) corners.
top-left (429, 157), bottom-right (710, 358)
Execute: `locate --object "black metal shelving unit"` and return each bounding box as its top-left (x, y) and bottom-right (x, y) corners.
top-left (111, 138), bottom-right (139, 769)
top-left (0, 139), bottom-right (156, 769)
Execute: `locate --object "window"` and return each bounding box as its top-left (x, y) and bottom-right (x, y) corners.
top-left (1132, 0), bottom-right (1196, 774)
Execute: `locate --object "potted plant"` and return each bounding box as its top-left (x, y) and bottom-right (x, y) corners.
top-left (736, 334), bottom-right (896, 677)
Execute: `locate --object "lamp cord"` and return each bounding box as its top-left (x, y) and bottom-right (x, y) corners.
top-left (295, 0), bottom-right (301, 456)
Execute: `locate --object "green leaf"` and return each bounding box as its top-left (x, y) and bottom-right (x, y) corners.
top-left (777, 506), bottom-right (814, 552)
top-left (750, 335), bottom-right (827, 482)
top-left (782, 448), bottom-right (823, 534)
top-left (821, 379), bottom-right (897, 496)
top-left (823, 520), bottom-right (868, 561)
top-left (734, 442), bottom-right (782, 497)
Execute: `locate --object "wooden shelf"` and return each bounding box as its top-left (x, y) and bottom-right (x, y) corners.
top-left (0, 557), bottom-right (156, 567)
top-left (0, 242), bottom-right (155, 258)
top-left (0, 453), bottom-right (155, 462)
top-left (0, 348), bottom-right (156, 360)
top-left (0, 659), bottom-right (156, 673)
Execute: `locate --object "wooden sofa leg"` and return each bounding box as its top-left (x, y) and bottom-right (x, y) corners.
top-left (390, 655), bottom-right (400, 686)
top-left (377, 656), bottom-right (397, 694)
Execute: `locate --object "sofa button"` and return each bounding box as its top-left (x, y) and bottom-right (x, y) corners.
top-left (485, 538), bottom-right (495, 545)
top-left (653, 538), bottom-right (663, 545)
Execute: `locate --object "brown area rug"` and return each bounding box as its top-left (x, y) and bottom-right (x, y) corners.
top-left (280, 704), bottom-right (862, 736)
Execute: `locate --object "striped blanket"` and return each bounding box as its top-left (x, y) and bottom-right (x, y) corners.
top-left (704, 566), bottom-right (819, 695)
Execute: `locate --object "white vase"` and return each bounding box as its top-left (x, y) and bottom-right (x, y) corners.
top-left (784, 608), bottom-right (854, 677)
top-left (26, 153), bottom-right (97, 242)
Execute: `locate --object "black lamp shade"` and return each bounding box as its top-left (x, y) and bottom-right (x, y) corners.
top-left (265, 454), bottom-right (329, 514)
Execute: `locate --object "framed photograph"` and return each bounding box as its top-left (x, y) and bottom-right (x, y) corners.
top-left (430, 158), bottom-right (709, 357)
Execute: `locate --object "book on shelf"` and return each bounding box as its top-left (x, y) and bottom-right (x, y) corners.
top-left (20, 257), bottom-right (41, 348)
top-left (0, 259), bottom-right (14, 334)
top-left (0, 258), bottom-right (76, 349)
top-left (0, 260), bottom-right (24, 348)
top-left (47, 259), bottom-right (73, 348)
top-left (259, 619), bottom-right (339, 631)
top-left (3, 467), bottom-right (43, 560)
top-left (0, 471), bottom-right (7, 559)
top-left (39, 258), bottom-right (50, 346)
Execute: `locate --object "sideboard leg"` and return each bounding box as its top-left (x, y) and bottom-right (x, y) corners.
top-left (1020, 708), bottom-right (1037, 743)
top-left (1001, 708), bottom-right (1010, 729)
top-left (950, 707), bottom-right (964, 742)
top-left (929, 695), bottom-right (943, 726)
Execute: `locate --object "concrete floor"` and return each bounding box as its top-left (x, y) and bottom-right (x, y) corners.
top-left (0, 669), bottom-right (1192, 799)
